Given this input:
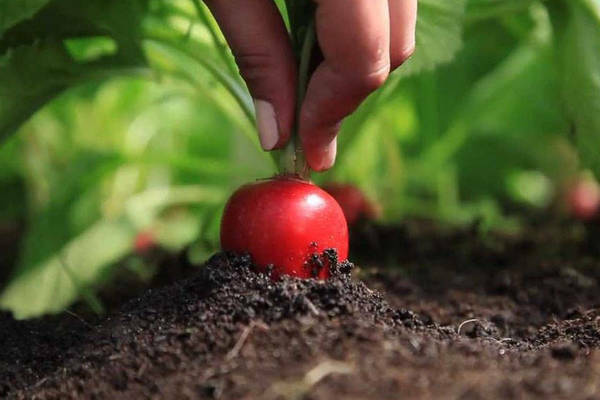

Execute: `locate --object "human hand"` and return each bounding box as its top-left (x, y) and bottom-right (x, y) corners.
top-left (204, 0), bottom-right (417, 171)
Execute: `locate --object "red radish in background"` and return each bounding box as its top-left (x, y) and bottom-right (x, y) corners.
top-left (323, 183), bottom-right (380, 225)
top-left (566, 176), bottom-right (600, 221)
top-left (134, 230), bottom-right (155, 254)
top-left (221, 177), bottom-right (348, 279)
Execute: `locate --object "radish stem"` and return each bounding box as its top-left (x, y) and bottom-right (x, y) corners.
top-left (280, 19), bottom-right (316, 179)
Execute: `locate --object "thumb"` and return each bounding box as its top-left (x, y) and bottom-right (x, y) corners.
top-left (204, 0), bottom-right (297, 151)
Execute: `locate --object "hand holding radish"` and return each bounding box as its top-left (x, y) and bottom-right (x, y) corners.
top-left (217, 1), bottom-right (416, 278)
top-left (205, 0), bottom-right (417, 171)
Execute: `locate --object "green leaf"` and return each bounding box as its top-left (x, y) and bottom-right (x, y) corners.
top-left (154, 210), bottom-right (201, 251)
top-left (124, 185), bottom-right (226, 229)
top-left (1, 183), bottom-right (226, 319)
top-left (16, 150), bottom-right (124, 274)
top-left (553, 0), bottom-right (600, 176)
top-left (396, 0), bottom-right (467, 77)
top-left (0, 218), bottom-right (136, 319)
top-left (144, 38), bottom-right (254, 125)
top-left (412, 5), bottom-right (560, 170)
top-left (466, 0), bottom-right (536, 22)
top-left (1, 0), bottom-right (149, 57)
top-left (273, 0), bottom-right (290, 29)
top-left (0, 41), bottom-right (150, 142)
top-left (0, 41), bottom-right (76, 141)
top-left (579, 0), bottom-right (600, 23)
top-left (0, 0), bottom-right (50, 36)
top-left (0, 0), bottom-right (151, 141)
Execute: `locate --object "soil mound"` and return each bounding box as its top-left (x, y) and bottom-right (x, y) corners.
top-left (2, 223), bottom-right (600, 399)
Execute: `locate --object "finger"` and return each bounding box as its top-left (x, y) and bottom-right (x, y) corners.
top-left (389, 0), bottom-right (417, 70)
top-left (204, 0), bottom-right (296, 150)
top-left (300, 0), bottom-right (391, 171)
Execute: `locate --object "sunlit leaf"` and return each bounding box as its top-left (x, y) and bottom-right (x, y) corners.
top-left (124, 185), bottom-right (226, 229)
top-left (396, 0), bottom-right (467, 77)
top-left (0, 218), bottom-right (136, 319)
top-left (154, 210), bottom-right (201, 251)
top-left (1, 183), bottom-right (226, 318)
top-left (16, 150), bottom-right (124, 273)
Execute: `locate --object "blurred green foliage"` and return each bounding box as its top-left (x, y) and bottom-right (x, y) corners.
top-left (0, 0), bottom-right (598, 318)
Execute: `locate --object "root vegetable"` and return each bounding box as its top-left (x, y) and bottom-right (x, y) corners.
top-left (221, 177), bottom-right (348, 279)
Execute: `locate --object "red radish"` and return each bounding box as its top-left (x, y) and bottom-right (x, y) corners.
top-left (134, 230), bottom-right (155, 254)
top-left (323, 183), bottom-right (379, 225)
top-left (567, 177), bottom-right (600, 221)
top-left (221, 177), bottom-right (348, 279)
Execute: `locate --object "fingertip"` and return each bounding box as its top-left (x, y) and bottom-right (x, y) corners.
top-left (304, 135), bottom-right (338, 172)
top-left (391, 43), bottom-right (415, 70)
top-left (254, 99), bottom-right (279, 151)
top-left (389, 0), bottom-right (418, 70)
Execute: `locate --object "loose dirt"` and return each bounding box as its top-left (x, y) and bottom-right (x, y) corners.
top-left (2, 220), bottom-right (600, 399)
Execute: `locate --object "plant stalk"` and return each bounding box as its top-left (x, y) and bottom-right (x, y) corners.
top-left (279, 19), bottom-right (316, 179)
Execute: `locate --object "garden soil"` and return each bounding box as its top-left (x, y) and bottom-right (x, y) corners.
top-left (2, 219), bottom-right (600, 399)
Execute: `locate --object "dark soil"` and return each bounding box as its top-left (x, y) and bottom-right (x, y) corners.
top-left (2, 220), bottom-right (600, 399)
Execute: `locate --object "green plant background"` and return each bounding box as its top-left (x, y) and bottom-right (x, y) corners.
top-left (0, 0), bottom-right (598, 318)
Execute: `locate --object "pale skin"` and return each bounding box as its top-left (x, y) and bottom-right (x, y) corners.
top-left (204, 0), bottom-right (418, 171)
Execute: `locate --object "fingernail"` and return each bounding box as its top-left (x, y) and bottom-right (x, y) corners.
top-left (254, 100), bottom-right (279, 151)
top-left (311, 137), bottom-right (337, 171)
top-left (323, 137), bottom-right (337, 170)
